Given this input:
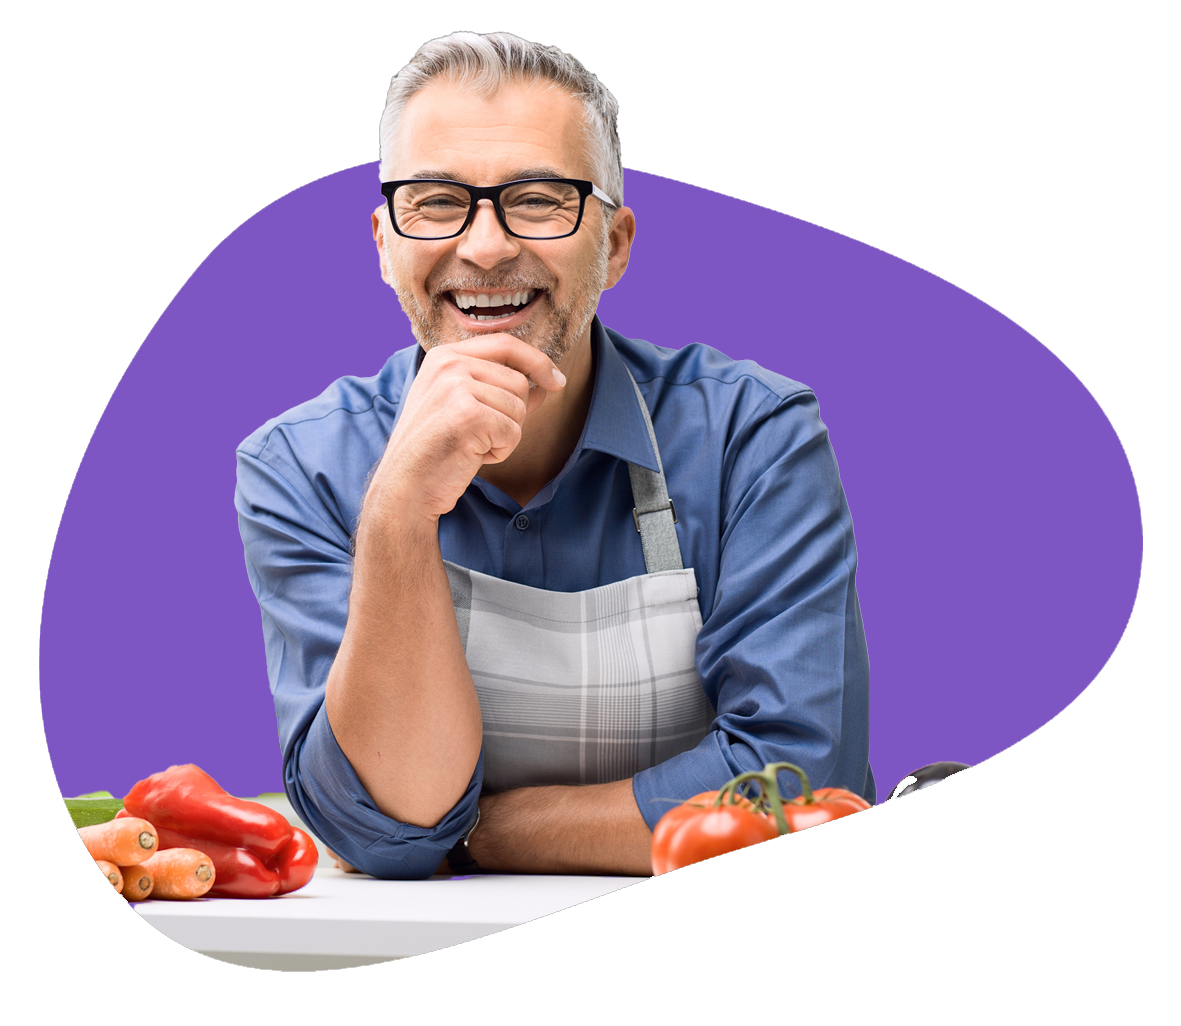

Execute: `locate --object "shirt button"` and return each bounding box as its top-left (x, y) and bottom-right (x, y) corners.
top-left (514, 514), bottom-right (530, 531)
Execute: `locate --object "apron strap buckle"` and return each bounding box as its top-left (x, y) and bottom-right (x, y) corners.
top-left (633, 498), bottom-right (677, 532)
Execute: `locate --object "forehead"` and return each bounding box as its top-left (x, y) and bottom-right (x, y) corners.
top-left (392, 76), bottom-right (593, 184)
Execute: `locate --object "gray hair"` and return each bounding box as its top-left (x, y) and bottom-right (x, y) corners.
top-left (378, 31), bottom-right (623, 206)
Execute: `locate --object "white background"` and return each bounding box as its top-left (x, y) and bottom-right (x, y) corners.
top-left (4, 2), bottom-right (1177, 1019)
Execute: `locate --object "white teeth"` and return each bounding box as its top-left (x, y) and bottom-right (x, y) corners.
top-left (453, 289), bottom-right (537, 316)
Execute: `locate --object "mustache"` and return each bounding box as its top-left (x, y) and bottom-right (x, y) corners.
top-left (426, 270), bottom-right (555, 298)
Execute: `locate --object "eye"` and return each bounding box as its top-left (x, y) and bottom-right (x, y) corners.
top-left (416, 192), bottom-right (468, 213)
top-left (510, 192), bottom-right (561, 210)
top-left (501, 182), bottom-right (577, 217)
top-left (394, 183), bottom-right (470, 219)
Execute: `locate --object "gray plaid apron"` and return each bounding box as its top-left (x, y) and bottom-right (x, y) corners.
top-left (444, 369), bottom-right (715, 792)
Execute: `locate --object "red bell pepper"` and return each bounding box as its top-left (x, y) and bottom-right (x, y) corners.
top-left (121, 764), bottom-right (318, 898)
top-left (270, 826), bottom-right (318, 895)
top-left (153, 824), bottom-right (281, 898)
top-left (124, 764), bottom-right (291, 860)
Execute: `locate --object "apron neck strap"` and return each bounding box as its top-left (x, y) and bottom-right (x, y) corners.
top-left (624, 369), bottom-right (684, 573)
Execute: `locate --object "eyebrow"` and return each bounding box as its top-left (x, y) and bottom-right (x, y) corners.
top-left (409, 166), bottom-right (569, 183)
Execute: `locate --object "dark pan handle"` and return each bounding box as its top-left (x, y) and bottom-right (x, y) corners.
top-left (888, 761), bottom-right (971, 799)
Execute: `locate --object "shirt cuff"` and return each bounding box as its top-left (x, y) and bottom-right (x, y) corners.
top-left (284, 701), bottom-right (484, 879)
top-left (631, 732), bottom-right (744, 831)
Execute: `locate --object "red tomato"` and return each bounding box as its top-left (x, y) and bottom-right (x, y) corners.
top-left (651, 793), bottom-right (776, 875)
top-left (770, 787), bottom-right (871, 833)
top-left (650, 792), bottom-right (719, 875)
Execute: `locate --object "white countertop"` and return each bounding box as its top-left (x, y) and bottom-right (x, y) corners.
top-left (132, 793), bottom-right (640, 970)
top-left (135, 867), bottom-right (640, 970)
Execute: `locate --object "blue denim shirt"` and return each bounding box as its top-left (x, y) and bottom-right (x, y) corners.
top-left (235, 319), bottom-right (873, 879)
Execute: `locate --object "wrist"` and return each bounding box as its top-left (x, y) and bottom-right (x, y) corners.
top-left (352, 499), bottom-right (441, 579)
top-left (359, 486), bottom-right (440, 540)
top-left (463, 793), bottom-right (499, 867)
top-left (447, 803), bottom-right (484, 874)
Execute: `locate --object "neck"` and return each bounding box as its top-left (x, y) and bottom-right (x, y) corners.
top-left (477, 321), bottom-right (597, 508)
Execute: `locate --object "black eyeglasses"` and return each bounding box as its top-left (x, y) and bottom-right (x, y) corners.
top-left (380, 177), bottom-right (617, 241)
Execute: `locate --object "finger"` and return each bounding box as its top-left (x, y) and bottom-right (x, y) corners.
top-left (466, 380), bottom-right (529, 429)
top-left (422, 345), bottom-right (559, 421)
top-left (428, 386), bottom-right (523, 466)
top-left (459, 356), bottom-right (556, 422)
top-left (419, 345), bottom-right (533, 407)
top-left (455, 354), bottom-right (536, 404)
top-left (460, 351), bottom-right (553, 419)
top-left (449, 334), bottom-right (567, 393)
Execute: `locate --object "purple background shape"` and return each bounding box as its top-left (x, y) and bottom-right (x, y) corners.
top-left (40, 165), bottom-right (1141, 802)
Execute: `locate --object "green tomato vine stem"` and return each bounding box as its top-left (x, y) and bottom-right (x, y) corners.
top-left (715, 762), bottom-right (816, 836)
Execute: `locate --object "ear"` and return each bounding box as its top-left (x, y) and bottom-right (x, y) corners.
top-left (603, 205), bottom-right (636, 291)
top-left (373, 205), bottom-right (395, 286)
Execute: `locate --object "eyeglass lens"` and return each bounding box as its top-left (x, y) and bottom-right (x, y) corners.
top-left (392, 181), bottom-right (583, 239)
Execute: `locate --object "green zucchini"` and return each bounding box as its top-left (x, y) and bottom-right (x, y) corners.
top-left (64, 792), bottom-right (124, 828)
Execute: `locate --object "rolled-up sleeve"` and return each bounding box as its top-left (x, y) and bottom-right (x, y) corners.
top-left (631, 385), bottom-right (873, 827)
top-left (235, 434), bottom-right (481, 879)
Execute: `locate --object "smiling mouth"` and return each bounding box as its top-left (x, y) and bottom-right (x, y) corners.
top-left (448, 288), bottom-right (542, 321)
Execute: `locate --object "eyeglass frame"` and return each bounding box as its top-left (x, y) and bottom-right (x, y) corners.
top-left (380, 177), bottom-right (618, 241)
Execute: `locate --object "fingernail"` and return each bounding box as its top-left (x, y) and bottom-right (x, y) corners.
top-left (553, 368), bottom-right (567, 387)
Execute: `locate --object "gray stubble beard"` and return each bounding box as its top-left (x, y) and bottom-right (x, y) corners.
top-left (385, 220), bottom-right (611, 367)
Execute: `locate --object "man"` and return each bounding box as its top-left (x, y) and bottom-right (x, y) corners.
top-left (235, 31), bottom-right (873, 880)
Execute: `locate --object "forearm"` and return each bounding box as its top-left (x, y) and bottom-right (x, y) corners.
top-left (466, 778), bottom-right (653, 876)
top-left (325, 511), bottom-right (482, 829)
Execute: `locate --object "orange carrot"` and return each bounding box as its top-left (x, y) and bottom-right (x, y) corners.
top-left (79, 817), bottom-right (158, 865)
top-left (120, 865), bottom-right (154, 901)
top-left (140, 848), bottom-right (214, 899)
top-left (95, 859), bottom-right (123, 893)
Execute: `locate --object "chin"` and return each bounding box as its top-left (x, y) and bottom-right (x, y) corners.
top-left (396, 281), bottom-right (599, 368)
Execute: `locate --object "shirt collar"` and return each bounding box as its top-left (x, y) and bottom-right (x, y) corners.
top-left (579, 318), bottom-right (662, 472)
top-left (404, 316), bottom-right (661, 474)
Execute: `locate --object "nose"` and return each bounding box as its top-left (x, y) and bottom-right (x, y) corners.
top-left (454, 198), bottom-right (521, 269)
